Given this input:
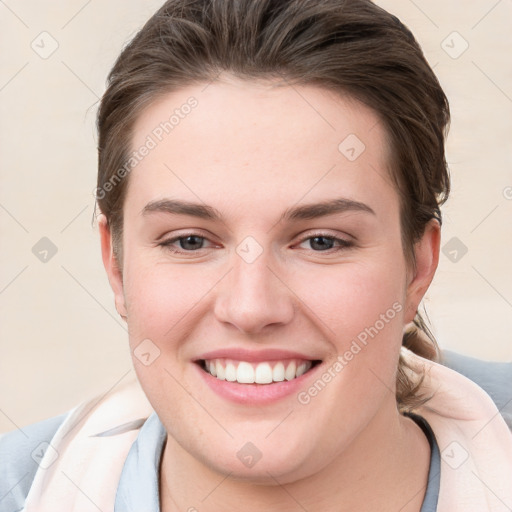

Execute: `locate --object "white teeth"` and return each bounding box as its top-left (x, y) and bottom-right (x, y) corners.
top-left (216, 361), bottom-right (225, 380)
top-left (236, 362), bottom-right (255, 384)
top-left (225, 362), bottom-right (237, 382)
top-left (255, 363), bottom-right (273, 384)
top-left (296, 362), bottom-right (308, 377)
top-left (272, 362), bottom-right (285, 382)
top-left (285, 361), bottom-right (296, 381)
top-left (204, 358), bottom-right (314, 384)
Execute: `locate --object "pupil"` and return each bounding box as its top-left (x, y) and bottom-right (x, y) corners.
top-left (181, 235), bottom-right (203, 250)
top-left (311, 236), bottom-right (333, 251)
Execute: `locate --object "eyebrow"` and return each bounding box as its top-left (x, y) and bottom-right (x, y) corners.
top-left (141, 197), bottom-right (376, 222)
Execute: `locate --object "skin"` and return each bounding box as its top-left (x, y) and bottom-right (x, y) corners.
top-left (99, 75), bottom-right (440, 511)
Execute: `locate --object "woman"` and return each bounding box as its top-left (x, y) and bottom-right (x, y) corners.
top-left (1, 1), bottom-right (511, 511)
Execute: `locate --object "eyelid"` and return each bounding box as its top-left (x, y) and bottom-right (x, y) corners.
top-left (297, 229), bottom-right (353, 241)
top-left (156, 227), bottom-right (213, 242)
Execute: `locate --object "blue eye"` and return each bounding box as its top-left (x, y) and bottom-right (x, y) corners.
top-left (298, 234), bottom-right (353, 252)
top-left (158, 232), bottom-right (353, 255)
top-left (159, 234), bottom-right (210, 253)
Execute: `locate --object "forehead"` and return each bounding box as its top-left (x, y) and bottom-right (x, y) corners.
top-left (125, 78), bottom-right (397, 221)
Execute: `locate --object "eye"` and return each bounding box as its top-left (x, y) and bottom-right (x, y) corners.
top-left (158, 231), bottom-right (353, 255)
top-left (159, 233), bottom-right (214, 254)
top-left (296, 233), bottom-right (353, 252)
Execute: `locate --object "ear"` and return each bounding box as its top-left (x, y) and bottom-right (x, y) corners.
top-left (98, 214), bottom-right (127, 321)
top-left (403, 219), bottom-right (440, 324)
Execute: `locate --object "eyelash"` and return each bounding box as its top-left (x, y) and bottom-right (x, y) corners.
top-left (158, 232), bottom-right (353, 255)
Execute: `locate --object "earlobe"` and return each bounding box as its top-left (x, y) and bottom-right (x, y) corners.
top-left (404, 219), bottom-right (441, 324)
top-left (98, 214), bottom-right (127, 320)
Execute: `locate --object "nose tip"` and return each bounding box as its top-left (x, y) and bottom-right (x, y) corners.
top-left (213, 259), bottom-right (295, 334)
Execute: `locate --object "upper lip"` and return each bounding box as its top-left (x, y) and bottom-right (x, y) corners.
top-left (195, 348), bottom-right (320, 363)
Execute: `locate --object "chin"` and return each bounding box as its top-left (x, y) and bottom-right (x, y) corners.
top-left (192, 435), bottom-right (320, 484)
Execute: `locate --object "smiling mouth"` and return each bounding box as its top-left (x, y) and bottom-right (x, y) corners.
top-left (197, 358), bottom-right (321, 384)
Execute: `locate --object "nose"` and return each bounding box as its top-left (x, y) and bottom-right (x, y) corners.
top-left (213, 250), bottom-right (295, 335)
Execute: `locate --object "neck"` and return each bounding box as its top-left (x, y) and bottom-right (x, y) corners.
top-left (159, 402), bottom-right (431, 512)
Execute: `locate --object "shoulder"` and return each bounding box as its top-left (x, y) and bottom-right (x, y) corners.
top-left (0, 412), bottom-right (69, 512)
top-left (440, 349), bottom-right (512, 429)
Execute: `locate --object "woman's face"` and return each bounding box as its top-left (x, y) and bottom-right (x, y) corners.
top-left (100, 76), bottom-right (438, 482)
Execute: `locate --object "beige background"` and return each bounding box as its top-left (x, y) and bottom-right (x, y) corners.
top-left (1, 0), bottom-right (511, 434)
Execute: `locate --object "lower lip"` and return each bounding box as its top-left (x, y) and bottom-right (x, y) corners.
top-left (194, 362), bottom-right (322, 405)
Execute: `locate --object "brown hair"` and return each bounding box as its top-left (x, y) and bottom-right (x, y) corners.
top-left (96, 0), bottom-right (450, 410)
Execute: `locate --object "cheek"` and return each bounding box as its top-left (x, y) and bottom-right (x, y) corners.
top-left (123, 263), bottom-right (205, 338)
top-left (300, 260), bottom-right (407, 339)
